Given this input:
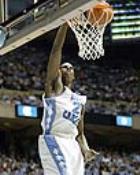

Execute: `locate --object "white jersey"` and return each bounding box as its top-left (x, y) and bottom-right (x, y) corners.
top-left (41, 86), bottom-right (86, 138)
top-left (38, 87), bottom-right (87, 175)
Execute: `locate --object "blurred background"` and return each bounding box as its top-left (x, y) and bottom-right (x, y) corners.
top-left (0, 0), bottom-right (140, 174)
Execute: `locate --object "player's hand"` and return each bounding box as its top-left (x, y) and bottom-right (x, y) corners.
top-left (84, 149), bottom-right (99, 163)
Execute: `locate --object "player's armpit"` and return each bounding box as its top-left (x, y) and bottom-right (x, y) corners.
top-left (44, 80), bottom-right (53, 97)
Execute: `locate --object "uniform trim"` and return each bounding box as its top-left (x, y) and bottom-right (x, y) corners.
top-left (44, 99), bottom-right (56, 134)
top-left (44, 135), bottom-right (67, 175)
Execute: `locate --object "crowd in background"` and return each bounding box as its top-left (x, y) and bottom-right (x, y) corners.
top-left (0, 149), bottom-right (140, 175)
top-left (0, 39), bottom-right (140, 173)
top-left (85, 149), bottom-right (140, 175)
top-left (0, 152), bottom-right (43, 175)
top-left (0, 44), bottom-right (140, 115)
top-left (0, 12), bottom-right (140, 174)
top-left (0, 44), bottom-right (139, 101)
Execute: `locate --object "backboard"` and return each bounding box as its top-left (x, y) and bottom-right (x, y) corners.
top-left (0, 0), bottom-right (102, 55)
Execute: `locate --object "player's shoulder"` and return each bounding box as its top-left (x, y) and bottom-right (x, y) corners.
top-left (73, 89), bottom-right (86, 97)
top-left (72, 91), bottom-right (87, 105)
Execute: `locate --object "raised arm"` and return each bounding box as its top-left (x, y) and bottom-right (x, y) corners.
top-left (45, 24), bottom-right (68, 96)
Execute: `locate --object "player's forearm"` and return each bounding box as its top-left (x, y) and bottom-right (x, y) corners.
top-left (45, 24), bottom-right (68, 90)
top-left (50, 24), bottom-right (68, 53)
top-left (77, 134), bottom-right (90, 154)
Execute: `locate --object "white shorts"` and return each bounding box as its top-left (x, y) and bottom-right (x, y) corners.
top-left (38, 135), bottom-right (84, 175)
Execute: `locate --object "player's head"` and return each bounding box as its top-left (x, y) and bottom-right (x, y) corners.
top-left (60, 62), bottom-right (75, 86)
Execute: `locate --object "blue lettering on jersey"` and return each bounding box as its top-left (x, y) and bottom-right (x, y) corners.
top-left (63, 110), bottom-right (71, 119)
top-left (63, 93), bottom-right (82, 125)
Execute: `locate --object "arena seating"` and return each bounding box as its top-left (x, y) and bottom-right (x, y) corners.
top-left (0, 149), bottom-right (140, 174)
top-left (0, 44), bottom-right (140, 115)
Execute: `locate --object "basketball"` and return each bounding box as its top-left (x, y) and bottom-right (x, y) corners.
top-left (87, 1), bottom-right (114, 26)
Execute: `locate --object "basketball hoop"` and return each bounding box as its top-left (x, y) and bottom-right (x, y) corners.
top-left (67, 2), bottom-right (114, 61)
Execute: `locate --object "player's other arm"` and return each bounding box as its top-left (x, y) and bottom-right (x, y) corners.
top-left (45, 24), bottom-right (68, 97)
top-left (77, 106), bottom-right (99, 163)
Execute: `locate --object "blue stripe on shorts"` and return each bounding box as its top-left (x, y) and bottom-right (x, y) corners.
top-left (44, 135), bottom-right (67, 175)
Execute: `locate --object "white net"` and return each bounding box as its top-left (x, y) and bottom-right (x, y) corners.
top-left (67, 12), bottom-right (107, 61)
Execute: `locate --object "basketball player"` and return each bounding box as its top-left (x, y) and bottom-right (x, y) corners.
top-left (38, 23), bottom-right (98, 175)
